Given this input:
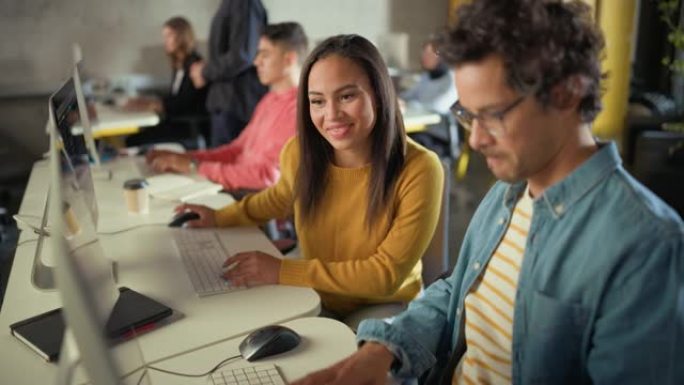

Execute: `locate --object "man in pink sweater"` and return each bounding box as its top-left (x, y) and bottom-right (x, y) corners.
top-left (146, 22), bottom-right (308, 190)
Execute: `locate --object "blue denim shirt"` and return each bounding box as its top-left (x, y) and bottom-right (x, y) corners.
top-left (358, 142), bottom-right (684, 384)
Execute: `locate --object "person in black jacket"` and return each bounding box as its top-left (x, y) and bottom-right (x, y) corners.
top-left (189, 0), bottom-right (268, 147)
top-left (125, 16), bottom-right (208, 147)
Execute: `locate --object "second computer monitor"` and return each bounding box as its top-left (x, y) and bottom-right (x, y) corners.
top-left (73, 60), bottom-right (102, 167)
top-left (49, 77), bottom-right (99, 228)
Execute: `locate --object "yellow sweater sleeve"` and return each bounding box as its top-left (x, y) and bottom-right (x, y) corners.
top-left (214, 138), bottom-right (297, 227)
top-left (279, 144), bottom-right (444, 304)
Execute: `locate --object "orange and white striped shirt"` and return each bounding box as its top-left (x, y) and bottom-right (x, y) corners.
top-left (453, 189), bottom-right (533, 385)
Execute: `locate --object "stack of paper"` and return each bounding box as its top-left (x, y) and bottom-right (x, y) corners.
top-left (146, 174), bottom-right (223, 202)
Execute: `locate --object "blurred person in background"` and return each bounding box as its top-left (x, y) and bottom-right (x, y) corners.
top-left (146, 22), bottom-right (308, 191)
top-left (125, 16), bottom-right (207, 147)
top-left (189, 0), bottom-right (268, 147)
top-left (400, 39), bottom-right (458, 115)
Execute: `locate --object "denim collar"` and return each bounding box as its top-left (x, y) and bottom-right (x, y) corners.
top-left (502, 141), bottom-right (621, 218)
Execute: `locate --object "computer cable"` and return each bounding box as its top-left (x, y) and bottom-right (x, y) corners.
top-left (139, 353), bottom-right (241, 382)
top-left (97, 222), bottom-right (168, 235)
top-left (14, 213), bottom-right (170, 236)
top-left (12, 214), bottom-right (50, 237)
top-left (15, 238), bottom-right (39, 247)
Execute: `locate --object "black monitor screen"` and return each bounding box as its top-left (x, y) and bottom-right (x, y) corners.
top-left (49, 78), bottom-right (98, 227)
top-left (51, 79), bottom-right (89, 161)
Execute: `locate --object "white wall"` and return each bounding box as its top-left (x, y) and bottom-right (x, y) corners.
top-left (0, 0), bottom-right (449, 96)
top-left (0, 0), bottom-right (221, 96)
top-left (0, 0), bottom-right (449, 159)
top-left (263, 0), bottom-right (391, 44)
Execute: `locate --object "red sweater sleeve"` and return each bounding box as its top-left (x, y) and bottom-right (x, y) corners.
top-left (195, 89), bottom-right (298, 190)
top-left (190, 130), bottom-right (246, 164)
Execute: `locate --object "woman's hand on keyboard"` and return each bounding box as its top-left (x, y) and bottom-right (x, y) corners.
top-left (222, 251), bottom-right (282, 287)
top-left (174, 204), bottom-right (216, 228)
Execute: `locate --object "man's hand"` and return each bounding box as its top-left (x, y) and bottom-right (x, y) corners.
top-left (145, 149), bottom-right (177, 163)
top-left (173, 204), bottom-right (217, 228)
top-left (290, 342), bottom-right (395, 385)
top-left (190, 61), bottom-right (207, 89)
top-left (222, 251), bottom-right (282, 287)
top-left (150, 153), bottom-right (193, 173)
top-left (123, 96), bottom-right (162, 113)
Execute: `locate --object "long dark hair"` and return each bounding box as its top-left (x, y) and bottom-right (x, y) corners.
top-left (163, 16), bottom-right (196, 69)
top-left (295, 34), bottom-right (406, 228)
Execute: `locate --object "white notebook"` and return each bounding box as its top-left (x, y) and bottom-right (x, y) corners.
top-left (184, 192), bottom-right (236, 210)
top-left (146, 174), bottom-right (223, 202)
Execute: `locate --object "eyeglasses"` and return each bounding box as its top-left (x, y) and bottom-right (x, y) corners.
top-left (450, 96), bottom-right (526, 137)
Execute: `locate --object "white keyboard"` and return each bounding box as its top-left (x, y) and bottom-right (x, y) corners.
top-left (172, 231), bottom-right (242, 296)
top-left (209, 364), bottom-right (286, 385)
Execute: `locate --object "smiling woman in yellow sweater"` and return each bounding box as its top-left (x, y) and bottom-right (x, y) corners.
top-left (177, 34), bottom-right (444, 317)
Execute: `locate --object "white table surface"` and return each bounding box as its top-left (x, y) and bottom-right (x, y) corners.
top-left (1, 157), bottom-right (322, 385)
top-left (92, 103), bottom-right (160, 133)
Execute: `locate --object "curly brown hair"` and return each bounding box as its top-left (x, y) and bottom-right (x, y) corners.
top-left (434, 0), bottom-right (606, 123)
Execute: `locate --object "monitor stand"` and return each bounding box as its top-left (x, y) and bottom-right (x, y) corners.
top-left (31, 185), bottom-right (57, 291)
top-left (23, 187), bottom-right (116, 291)
top-left (54, 329), bottom-right (80, 385)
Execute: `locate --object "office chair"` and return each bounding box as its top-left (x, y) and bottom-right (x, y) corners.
top-left (632, 130), bottom-right (684, 217)
top-left (164, 114), bottom-right (210, 150)
top-left (408, 113), bottom-right (472, 184)
top-left (342, 159), bottom-right (452, 329)
top-left (125, 113), bottom-right (210, 151)
top-left (409, 114), bottom-right (460, 160)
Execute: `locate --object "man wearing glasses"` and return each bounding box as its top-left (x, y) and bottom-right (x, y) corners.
top-left (293, 0), bottom-right (683, 384)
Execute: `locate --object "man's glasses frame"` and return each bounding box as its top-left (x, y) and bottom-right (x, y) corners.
top-left (450, 96), bottom-right (526, 137)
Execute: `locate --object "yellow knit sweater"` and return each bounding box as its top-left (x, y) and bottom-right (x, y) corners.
top-left (215, 137), bottom-right (444, 315)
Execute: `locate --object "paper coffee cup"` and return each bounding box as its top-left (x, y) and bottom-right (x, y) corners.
top-left (62, 202), bottom-right (81, 237)
top-left (123, 178), bottom-right (149, 214)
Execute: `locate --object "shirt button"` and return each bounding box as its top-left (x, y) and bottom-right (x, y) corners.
top-left (473, 262), bottom-right (481, 270)
top-left (497, 217), bottom-right (506, 225)
top-left (457, 307), bottom-right (462, 316)
top-left (554, 204), bottom-right (564, 214)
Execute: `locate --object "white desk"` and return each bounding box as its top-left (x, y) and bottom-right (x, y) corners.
top-left (14, 157), bottom-right (226, 234)
top-left (0, 156), bottom-right (322, 384)
top-left (143, 317), bottom-right (356, 384)
top-left (92, 103), bottom-right (159, 138)
top-left (5, 317), bottom-right (357, 385)
top-left (71, 103), bottom-right (160, 139)
top-left (402, 106), bottom-right (441, 133)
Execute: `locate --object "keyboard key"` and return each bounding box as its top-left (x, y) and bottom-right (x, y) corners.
top-left (209, 364), bottom-right (285, 385)
top-left (173, 231), bottom-right (245, 297)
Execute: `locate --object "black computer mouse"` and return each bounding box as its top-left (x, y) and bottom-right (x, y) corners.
top-left (239, 325), bottom-right (301, 361)
top-left (168, 211), bottom-right (200, 227)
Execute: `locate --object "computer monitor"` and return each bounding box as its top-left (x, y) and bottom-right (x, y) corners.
top-left (29, 78), bottom-right (101, 291)
top-left (49, 112), bottom-right (159, 385)
top-left (48, 120), bottom-right (122, 385)
top-left (49, 77), bottom-right (99, 227)
top-left (74, 60), bottom-right (102, 167)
